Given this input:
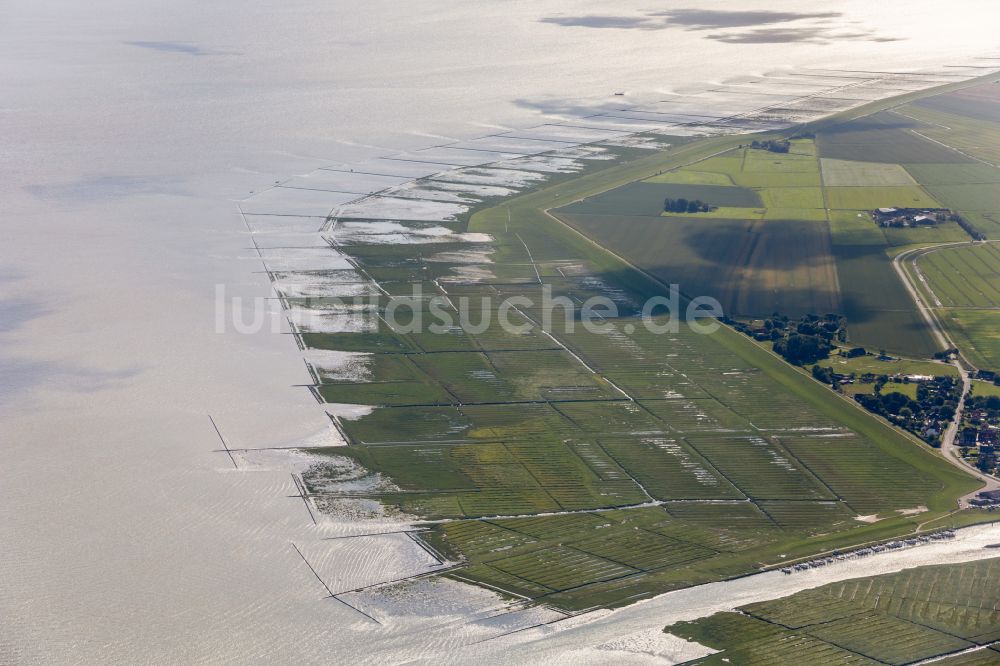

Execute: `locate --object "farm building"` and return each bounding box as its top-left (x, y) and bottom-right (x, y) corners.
top-left (872, 207), bottom-right (948, 228)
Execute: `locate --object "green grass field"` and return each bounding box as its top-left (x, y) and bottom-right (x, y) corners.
top-left (901, 101), bottom-right (1000, 165)
top-left (890, 84), bottom-right (1000, 241)
top-left (561, 181), bottom-right (761, 217)
top-left (828, 210), bottom-right (886, 245)
top-left (881, 222), bottom-right (972, 246)
top-left (559, 212), bottom-right (840, 317)
top-left (914, 242), bottom-right (1000, 370)
top-left (970, 379), bottom-right (1000, 398)
top-left (556, 124), bottom-right (972, 356)
top-left (824, 352), bottom-right (958, 378)
top-left (820, 158), bottom-right (916, 186)
top-left (825, 185), bottom-right (939, 210)
top-left (831, 243), bottom-right (939, 357)
top-left (919, 243), bottom-right (1000, 307)
top-left (665, 559), bottom-right (1000, 665)
top-left (904, 160), bottom-right (1000, 239)
top-left (560, 142), bottom-right (842, 319)
top-left (941, 309), bottom-right (1000, 370)
top-left (816, 111), bottom-right (975, 164)
top-left (644, 169), bottom-right (734, 186)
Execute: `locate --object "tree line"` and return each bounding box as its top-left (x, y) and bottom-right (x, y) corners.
top-left (664, 198), bottom-right (714, 214)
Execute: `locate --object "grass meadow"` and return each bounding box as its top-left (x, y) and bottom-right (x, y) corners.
top-left (665, 559), bottom-right (1000, 665)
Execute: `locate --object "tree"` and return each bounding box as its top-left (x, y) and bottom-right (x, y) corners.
top-left (774, 334), bottom-right (832, 365)
top-left (664, 197), bottom-right (713, 214)
top-left (812, 365), bottom-right (834, 384)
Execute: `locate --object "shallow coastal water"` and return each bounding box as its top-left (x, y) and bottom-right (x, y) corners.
top-left (1, 1), bottom-right (999, 663)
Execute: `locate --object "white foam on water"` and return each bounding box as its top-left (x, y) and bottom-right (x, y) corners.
top-left (449, 136), bottom-right (575, 154)
top-left (326, 404), bottom-right (376, 421)
top-left (258, 247), bottom-right (354, 272)
top-left (600, 136), bottom-right (673, 150)
top-left (411, 180), bottom-right (517, 199)
top-left (380, 185), bottom-right (476, 203)
top-left (440, 264), bottom-right (497, 283)
top-left (549, 145), bottom-right (618, 160)
top-left (507, 125), bottom-right (631, 143)
top-left (336, 196), bottom-right (469, 222)
top-left (389, 147), bottom-right (520, 167)
top-left (492, 155), bottom-right (588, 173)
top-left (431, 167), bottom-right (548, 187)
top-left (273, 278), bottom-right (373, 300)
top-left (286, 307), bottom-right (377, 333)
top-left (303, 349), bottom-right (373, 382)
top-left (234, 446), bottom-right (344, 474)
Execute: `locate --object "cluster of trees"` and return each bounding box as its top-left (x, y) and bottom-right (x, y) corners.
top-left (967, 394), bottom-right (1000, 419)
top-left (750, 139), bottom-right (790, 153)
top-left (953, 213), bottom-right (986, 241)
top-left (730, 313), bottom-right (846, 365)
top-left (845, 375), bottom-right (960, 446)
top-left (775, 334), bottom-right (832, 366)
top-left (664, 197), bottom-right (714, 214)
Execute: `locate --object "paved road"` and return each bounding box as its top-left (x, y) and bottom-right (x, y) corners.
top-left (893, 243), bottom-right (1000, 505)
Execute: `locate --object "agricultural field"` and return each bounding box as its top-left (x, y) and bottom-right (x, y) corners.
top-left (665, 559), bottom-right (1000, 665)
top-left (559, 181), bottom-right (760, 217)
top-left (970, 379), bottom-right (1000, 398)
top-left (901, 93), bottom-right (1000, 166)
top-left (555, 123), bottom-right (975, 356)
top-left (824, 185), bottom-right (938, 210)
top-left (824, 352), bottom-right (958, 378)
top-left (559, 212), bottom-right (840, 317)
top-left (557, 141), bottom-right (843, 319)
top-left (815, 111), bottom-right (974, 164)
top-left (294, 128), bottom-right (981, 612)
top-left (918, 243), bottom-right (1000, 308)
top-left (819, 158), bottom-right (916, 187)
top-left (905, 162), bottom-right (1000, 239)
top-left (644, 169), bottom-right (735, 186)
top-left (890, 82), bottom-right (1000, 239)
top-left (827, 210), bottom-right (886, 245)
top-left (289, 81), bottom-right (1000, 614)
top-left (912, 80), bottom-right (1000, 123)
top-left (940, 309), bottom-right (1000, 371)
top-left (915, 242), bottom-right (1000, 370)
top-left (881, 222), bottom-right (972, 247)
